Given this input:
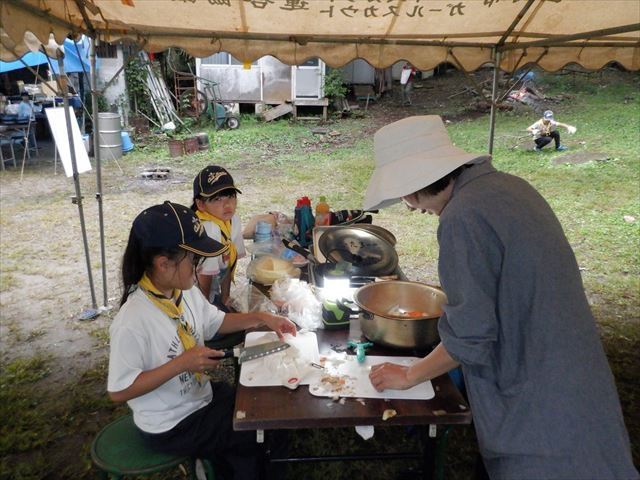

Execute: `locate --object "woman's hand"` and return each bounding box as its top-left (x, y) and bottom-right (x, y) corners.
top-left (179, 345), bottom-right (225, 374)
top-left (369, 362), bottom-right (413, 392)
top-left (259, 312), bottom-right (297, 339)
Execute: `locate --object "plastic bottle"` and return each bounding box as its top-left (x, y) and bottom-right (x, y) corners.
top-left (294, 196), bottom-right (315, 247)
top-left (314, 196), bottom-right (331, 227)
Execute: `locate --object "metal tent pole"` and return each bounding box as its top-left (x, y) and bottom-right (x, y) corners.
top-left (488, 50), bottom-right (501, 155)
top-left (90, 36), bottom-right (108, 307)
top-left (57, 53), bottom-right (98, 309)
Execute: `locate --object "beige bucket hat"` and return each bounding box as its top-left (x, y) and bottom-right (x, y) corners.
top-left (363, 115), bottom-right (490, 210)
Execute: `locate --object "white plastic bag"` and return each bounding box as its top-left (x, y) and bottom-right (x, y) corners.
top-left (228, 276), bottom-right (277, 313)
top-left (400, 68), bottom-right (412, 85)
top-left (270, 278), bottom-right (322, 330)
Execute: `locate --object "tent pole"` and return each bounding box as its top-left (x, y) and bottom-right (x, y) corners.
top-left (57, 54), bottom-right (98, 309)
top-left (90, 36), bottom-right (108, 307)
top-left (488, 50), bottom-right (501, 155)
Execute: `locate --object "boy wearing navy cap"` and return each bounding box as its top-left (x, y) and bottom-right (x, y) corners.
top-left (191, 166), bottom-right (247, 308)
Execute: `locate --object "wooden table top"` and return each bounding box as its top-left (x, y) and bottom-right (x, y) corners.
top-left (233, 322), bottom-right (471, 431)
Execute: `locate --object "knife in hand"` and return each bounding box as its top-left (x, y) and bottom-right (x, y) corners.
top-left (216, 340), bottom-right (290, 364)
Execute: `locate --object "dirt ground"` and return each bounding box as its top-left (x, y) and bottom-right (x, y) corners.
top-left (0, 67), bottom-right (637, 478)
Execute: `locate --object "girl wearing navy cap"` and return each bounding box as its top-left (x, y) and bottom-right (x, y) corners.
top-left (108, 201), bottom-right (296, 479)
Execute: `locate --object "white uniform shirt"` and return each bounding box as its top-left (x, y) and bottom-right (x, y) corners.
top-left (108, 287), bottom-right (225, 433)
top-left (199, 214), bottom-right (246, 301)
top-left (199, 214), bottom-right (246, 276)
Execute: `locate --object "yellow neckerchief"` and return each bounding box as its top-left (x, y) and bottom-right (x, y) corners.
top-left (195, 210), bottom-right (238, 281)
top-left (137, 273), bottom-right (207, 384)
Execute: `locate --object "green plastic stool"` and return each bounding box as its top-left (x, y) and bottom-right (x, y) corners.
top-left (91, 414), bottom-right (215, 479)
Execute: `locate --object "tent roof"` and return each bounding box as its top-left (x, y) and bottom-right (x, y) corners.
top-left (0, 36), bottom-right (92, 74)
top-left (1, 0), bottom-right (639, 71)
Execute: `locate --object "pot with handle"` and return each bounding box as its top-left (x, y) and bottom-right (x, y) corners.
top-left (353, 281), bottom-right (447, 349)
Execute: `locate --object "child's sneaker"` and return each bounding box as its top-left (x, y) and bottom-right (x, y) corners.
top-left (533, 146), bottom-right (542, 152)
top-left (556, 145), bottom-right (568, 151)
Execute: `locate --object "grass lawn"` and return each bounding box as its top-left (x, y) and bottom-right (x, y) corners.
top-left (0, 68), bottom-right (638, 479)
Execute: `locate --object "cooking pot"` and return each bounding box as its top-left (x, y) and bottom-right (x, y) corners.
top-left (353, 281), bottom-right (447, 349)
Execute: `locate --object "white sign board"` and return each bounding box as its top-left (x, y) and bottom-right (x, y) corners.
top-left (45, 107), bottom-right (91, 177)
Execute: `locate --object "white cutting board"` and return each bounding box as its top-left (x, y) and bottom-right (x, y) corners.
top-left (239, 331), bottom-right (320, 387)
top-left (308, 355), bottom-right (434, 400)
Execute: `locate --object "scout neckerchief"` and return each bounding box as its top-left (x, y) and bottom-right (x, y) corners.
top-left (138, 272), bottom-right (207, 384)
top-left (195, 210), bottom-right (238, 281)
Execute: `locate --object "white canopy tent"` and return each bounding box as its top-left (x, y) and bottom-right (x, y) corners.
top-left (2, 0), bottom-right (639, 70)
top-left (1, 0), bottom-right (638, 308)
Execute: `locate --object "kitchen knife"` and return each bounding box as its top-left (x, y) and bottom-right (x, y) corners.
top-left (218, 340), bottom-right (290, 364)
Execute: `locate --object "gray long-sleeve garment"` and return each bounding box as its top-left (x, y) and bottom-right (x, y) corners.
top-left (437, 161), bottom-right (638, 479)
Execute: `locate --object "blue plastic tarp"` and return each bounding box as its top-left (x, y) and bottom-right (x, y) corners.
top-left (0, 37), bottom-right (94, 74)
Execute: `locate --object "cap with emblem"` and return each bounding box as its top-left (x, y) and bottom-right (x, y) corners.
top-left (132, 201), bottom-right (227, 256)
top-left (543, 110), bottom-right (554, 120)
top-left (193, 165), bottom-right (242, 199)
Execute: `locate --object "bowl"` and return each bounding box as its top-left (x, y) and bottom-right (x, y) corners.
top-left (248, 255), bottom-right (301, 286)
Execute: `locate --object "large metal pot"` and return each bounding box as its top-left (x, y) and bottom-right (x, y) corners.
top-left (353, 281), bottom-right (447, 349)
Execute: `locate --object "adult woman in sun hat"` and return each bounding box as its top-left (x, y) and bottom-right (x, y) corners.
top-left (366, 116), bottom-right (637, 479)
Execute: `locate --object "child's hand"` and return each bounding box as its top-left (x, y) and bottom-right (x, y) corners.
top-left (259, 312), bottom-right (297, 340)
top-left (567, 125), bottom-right (577, 134)
top-left (179, 345), bottom-right (223, 374)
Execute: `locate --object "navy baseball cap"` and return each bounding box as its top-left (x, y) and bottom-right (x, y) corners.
top-left (543, 110), bottom-right (554, 120)
top-left (133, 201), bottom-right (228, 256)
top-left (193, 165), bottom-right (241, 199)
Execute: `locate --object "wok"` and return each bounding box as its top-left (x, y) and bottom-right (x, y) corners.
top-left (353, 281), bottom-right (447, 349)
top-left (283, 230), bottom-right (397, 278)
top-left (318, 226), bottom-right (398, 277)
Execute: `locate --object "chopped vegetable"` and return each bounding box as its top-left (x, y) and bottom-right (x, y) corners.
top-left (382, 409), bottom-right (397, 421)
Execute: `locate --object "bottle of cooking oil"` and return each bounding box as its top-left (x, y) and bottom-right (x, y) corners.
top-left (315, 196), bottom-right (331, 227)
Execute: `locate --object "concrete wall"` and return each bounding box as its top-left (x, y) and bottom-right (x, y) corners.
top-left (341, 59), bottom-right (375, 85)
top-left (97, 46), bottom-right (127, 110)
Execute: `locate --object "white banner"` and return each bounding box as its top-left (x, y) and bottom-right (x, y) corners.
top-left (45, 107), bottom-right (91, 177)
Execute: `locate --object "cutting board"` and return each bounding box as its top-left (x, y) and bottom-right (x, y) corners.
top-left (308, 355), bottom-right (434, 400)
top-left (239, 331), bottom-right (320, 387)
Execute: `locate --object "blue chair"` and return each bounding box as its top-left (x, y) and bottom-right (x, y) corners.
top-left (11, 120), bottom-right (38, 160)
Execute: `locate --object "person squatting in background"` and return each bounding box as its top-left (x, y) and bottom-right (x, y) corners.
top-left (527, 110), bottom-right (576, 151)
